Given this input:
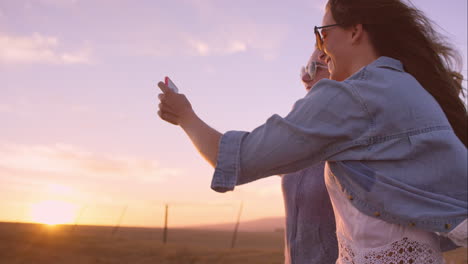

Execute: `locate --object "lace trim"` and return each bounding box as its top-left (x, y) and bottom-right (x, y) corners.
top-left (338, 236), bottom-right (443, 264)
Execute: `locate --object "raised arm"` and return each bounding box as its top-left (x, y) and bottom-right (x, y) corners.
top-left (212, 79), bottom-right (370, 191)
top-left (157, 79), bottom-right (370, 192)
top-left (157, 81), bottom-right (221, 167)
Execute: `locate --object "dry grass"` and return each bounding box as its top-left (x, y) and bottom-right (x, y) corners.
top-left (0, 222), bottom-right (465, 264)
top-left (0, 222), bottom-right (283, 264)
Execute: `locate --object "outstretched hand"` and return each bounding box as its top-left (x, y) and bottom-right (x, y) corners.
top-left (157, 81), bottom-right (194, 126)
top-left (156, 81), bottom-right (221, 167)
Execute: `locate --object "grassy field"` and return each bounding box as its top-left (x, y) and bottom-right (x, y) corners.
top-left (0, 222), bottom-right (465, 264)
top-left (0, 222), bottom-right (284, 264)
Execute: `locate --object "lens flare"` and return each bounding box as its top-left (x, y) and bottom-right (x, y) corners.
top-left (30, 200), bottom-right (78, 226)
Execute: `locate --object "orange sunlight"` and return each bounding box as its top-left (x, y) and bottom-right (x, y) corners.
top-left (30, 200), bottom-right (78, 226)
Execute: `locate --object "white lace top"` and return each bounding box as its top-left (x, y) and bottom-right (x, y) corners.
top-left (325, 172), bottom-right (445, 264)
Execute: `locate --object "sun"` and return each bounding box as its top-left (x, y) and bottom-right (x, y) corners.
top-left (30, 200), bottom-right (78, 226)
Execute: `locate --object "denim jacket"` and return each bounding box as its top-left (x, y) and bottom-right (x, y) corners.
top-left (211, 57), bottom-right (467, 250)
top-left (282, 163), bottom-right (337, 264)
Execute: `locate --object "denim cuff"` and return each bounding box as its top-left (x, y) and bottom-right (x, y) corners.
top-left (211, 130), bottom-right (248, 193)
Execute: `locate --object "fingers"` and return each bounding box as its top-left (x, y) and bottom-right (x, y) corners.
top-left (157, 110), bottom-right (179, 125)
top-left (156, 79), bottom-right (187, 126)
top-left (158, 93), bottom-right (176, 112)
top-left (158, 93), bottom-right (165, 103)
top-left (158, 101), bottom-right (177, 114)
top-left (158, 81), bottom-right (174, 95)
top-left (157, 93), bottom-right (179, 125)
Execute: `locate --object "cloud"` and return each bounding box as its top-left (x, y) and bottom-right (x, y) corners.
top-left (0, 32), bottom-right (92, 64)
top-left (179, 0), bottom-right (289, 59)
top-left (131, 2), bottom-right (288, 60)
top-left (182, 25), bottom-right (284, 60)
top-left (0, 143), bottom-right (179, 184)
top-left (187, 38), bottom-right (211, 56)
top-left (181, 2), bottom-right (288, 59)
top-left (140, 22), bottom-right (286, 61)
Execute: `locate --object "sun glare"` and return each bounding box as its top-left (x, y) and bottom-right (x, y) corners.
top-left (30, 200), bottom-right (78, 226)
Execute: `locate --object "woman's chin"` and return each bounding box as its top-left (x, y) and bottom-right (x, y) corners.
top-left (330, 73), bottom-right (340, 81)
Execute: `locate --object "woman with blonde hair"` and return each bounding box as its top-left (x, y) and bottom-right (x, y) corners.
top-left (157, 0), bottom-right (467, 263)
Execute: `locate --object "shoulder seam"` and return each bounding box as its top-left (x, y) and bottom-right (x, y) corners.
top-left (343, 69), bottom-right (376, 131)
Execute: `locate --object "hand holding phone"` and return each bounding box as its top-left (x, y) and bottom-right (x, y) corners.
top-left (164, 76), bottom-right (179, 93)
top-left (158, 77), bottom-right (193, 126)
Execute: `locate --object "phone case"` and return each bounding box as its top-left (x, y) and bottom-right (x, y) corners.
top-left (164, 76), bottom-right (179, 93)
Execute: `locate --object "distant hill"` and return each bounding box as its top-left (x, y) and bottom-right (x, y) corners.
top-left (187, 217), bottom-right (284, 232)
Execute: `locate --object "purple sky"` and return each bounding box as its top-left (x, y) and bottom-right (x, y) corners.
top-left (0, 0), bottom-right (466, 227)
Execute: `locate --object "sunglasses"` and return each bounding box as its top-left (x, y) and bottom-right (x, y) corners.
top-left (300, 61), bottom-right (328, 81)
top-left (314, 23), bottom-right (341, 51)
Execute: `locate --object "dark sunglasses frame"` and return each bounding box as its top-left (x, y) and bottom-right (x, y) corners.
top-left (314, 23), bottom-right (341, 51)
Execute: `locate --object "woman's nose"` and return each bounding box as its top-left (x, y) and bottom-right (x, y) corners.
top-left (302, 72), bottom-right (312, 83)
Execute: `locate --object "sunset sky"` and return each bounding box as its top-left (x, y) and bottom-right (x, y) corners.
top-left (1, 0), bottom-right (467, 227)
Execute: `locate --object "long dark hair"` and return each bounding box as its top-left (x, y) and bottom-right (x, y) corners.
top-left (327, 0), bottom-right (467, 147)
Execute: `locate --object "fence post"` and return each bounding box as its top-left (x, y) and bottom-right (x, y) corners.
top-left (163, 204), bottom-right (169, 244)
top-left (111, 205), bottom-right (127, 236)
top-left (231, 201), bottom-right (243, 249)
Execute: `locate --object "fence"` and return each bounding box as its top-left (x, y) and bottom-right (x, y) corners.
top-left (3, 200), bottom-right (257, 249)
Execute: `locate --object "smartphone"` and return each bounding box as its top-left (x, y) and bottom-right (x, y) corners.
top-left (164, 76), bottom-right (179, 93)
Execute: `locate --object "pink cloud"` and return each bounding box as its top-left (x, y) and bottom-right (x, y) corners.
top-left (0, 32), bottom-right (92, 64)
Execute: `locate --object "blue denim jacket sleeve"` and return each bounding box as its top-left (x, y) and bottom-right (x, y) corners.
top-left (211, 79), bottom-right (371, 192)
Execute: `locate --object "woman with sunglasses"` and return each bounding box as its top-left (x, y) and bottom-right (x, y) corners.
top-left (157, 0), bottom-right (467, 263)
top-left (279, 48), bottom-right (337, 264)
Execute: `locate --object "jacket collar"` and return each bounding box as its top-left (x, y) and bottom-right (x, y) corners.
top-left (370, 56), bottom-right (404, 72)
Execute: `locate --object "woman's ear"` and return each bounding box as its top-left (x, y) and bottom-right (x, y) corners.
top-left (351, 24), bottom-right (364, 44)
